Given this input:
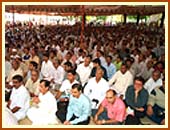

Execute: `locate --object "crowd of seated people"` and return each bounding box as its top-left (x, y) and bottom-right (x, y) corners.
top-left (5, 21), bottom-right (165, 125)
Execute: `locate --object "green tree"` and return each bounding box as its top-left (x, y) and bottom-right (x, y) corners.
top-left (96, 16), bottom-right (107, 21)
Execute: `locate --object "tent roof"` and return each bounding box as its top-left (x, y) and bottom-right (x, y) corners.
top-left (5, 5), bottom-right (165, 16)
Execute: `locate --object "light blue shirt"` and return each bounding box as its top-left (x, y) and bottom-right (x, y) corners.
top-left (66, 94), bottom-right (91, 124)
top-left (104, 63), bottom-right (116, 80)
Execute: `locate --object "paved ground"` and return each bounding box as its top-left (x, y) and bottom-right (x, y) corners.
top-left (18, 116), bottom-right (158, 125)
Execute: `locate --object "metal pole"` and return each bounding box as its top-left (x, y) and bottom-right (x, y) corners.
top-left (123, 14), bottom-right (127, 24)
top-left (136, 14), bottom-right (140, 25)
top-left (80, 5), bottom-right (85, 46)
top-left (160, 12), bottom-right (165, 28)
top-left (12, 5), bottom-right (15, 27)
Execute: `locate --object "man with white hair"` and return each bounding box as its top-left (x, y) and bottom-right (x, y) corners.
top-left (84, 68), bottom-right (109, 114)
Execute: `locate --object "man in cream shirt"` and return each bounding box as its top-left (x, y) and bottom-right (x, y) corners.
top-left (109, 63), bottom-right (133, 99)
top-left (25, 69), bottom-right (40, 97)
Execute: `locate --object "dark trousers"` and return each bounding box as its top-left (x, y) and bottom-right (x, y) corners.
top-left (124, 100), bottom-right (147, 119)
top-left (92, 109), bottom-right (122, 125)
top-left (56, 109), bottom-right (67, 123)
top-left (147, 104), bottom-right (165, 124)
top-left (5, 90), bottom-right (11, 102)
top-left (134, 105), bottom-right (147, 118)
top-left (56, 100), bottom-right (69, 123)
top-left (56, 110), bottom-right (90, 125)
top-left (69, 114), bottom-right (90, 125)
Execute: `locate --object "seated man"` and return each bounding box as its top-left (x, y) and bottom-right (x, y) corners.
top-left (55, 70), bottom-right (79, 100)
top-left (6, 75), bottom-right (30, 121)
top-left (93, 89), bottom-right (126, 125)
top-left (90, 58), bottom-right (108, 81)
top-left (144, 70), bottom-right (163, 94)
top-left (25, 69), bottom-right (40, 97)
top-left (109, 63), bottom-right (133, 99)
top-left (125, 76), bottom-right (149, 119)
top-left (62, 84), bottom-right (91, 125)
top-left (146, 78), bottom-right (165, 125)
top-left (27, 80), bottom-right (58, 125)
top-left (84, 68), bottom-right (109, 113)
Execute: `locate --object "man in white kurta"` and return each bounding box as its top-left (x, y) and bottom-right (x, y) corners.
top-left (109, 64), bottom-right (133, 98)
top-left (56, 70), bottom-right (79, 99)
top-left (84, 68), bottom-right (109, 109)
top-left (6, 75), bottom-right (30, 121)
top-left (27, 80), bottom-right (58, 125)
top-left (76, 56), bottom-right (93, 86)
top-left (51, 59), bottom-right (65, 86)
top-left (40, 53), bottom-right (54, 80)
top-left (144, 71), bottom-right (163, 94)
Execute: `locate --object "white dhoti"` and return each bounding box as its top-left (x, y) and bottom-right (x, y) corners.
top-left (27, 107), bottom-right (58, 125)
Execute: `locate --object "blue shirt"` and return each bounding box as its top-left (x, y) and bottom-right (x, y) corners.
top-left (104, 63), bottom-right (116, 80)
top-left (66, 94), bottom-right (91, 124)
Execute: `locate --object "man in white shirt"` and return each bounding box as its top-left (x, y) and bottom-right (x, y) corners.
top-left (40, 52), bottom-right (54, 80)
top-left (75, 49), bottom-right (86, 65)
top-left (109, 63), bottom-right (133, 99)
top-left (76, 55), bottom-right (93, 86)
top-left (144, 70), bottom-right (163, 94)
top-left (6, 75), bottom-right (30, 121)
top-left (27, 79), bottom-right (58, 125)
top-left (5, 55), bottom-right (11, 79)
top-left (51, 58), bottom-right (65, 89)
top-left (84, 68), bottom-right (109, 110)
top-left (25, 70), bottom-right (40, 97)
top-left (55, 70), bottom-right (79, 99)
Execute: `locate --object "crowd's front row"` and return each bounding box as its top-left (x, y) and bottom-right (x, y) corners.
top-left (5, 71), bottom-right (165, 125)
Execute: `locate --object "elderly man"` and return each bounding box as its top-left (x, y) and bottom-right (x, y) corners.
top-left (93, 89), bottom-right (126, 125)
top-left (84, 68), bottom-right (109, 114)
